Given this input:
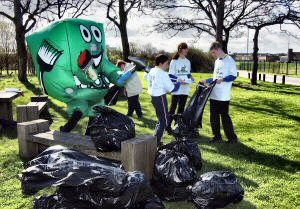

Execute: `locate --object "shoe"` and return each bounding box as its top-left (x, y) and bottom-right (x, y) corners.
top-left (157, 142), bottom-right (164, 147)
top-left (166, 127), bottom-right (173, 135)
top-left (126, 114), bottom-right (132, 117)
top-left (137, 114), bottom-right (143, 119)
top-left (209, 137), bottom-right (222, 143)
top-left (226, 138), bottom-right (238, 144)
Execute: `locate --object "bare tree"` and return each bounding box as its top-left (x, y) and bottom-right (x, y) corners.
top-left (97, 0), bottom-right (142, 61)
top-left (0, 0), bottom-right (93, 82)
top-left (242, 0), bottom-right (300, 85)
top-left (0, 20), bottom-right (16, 76)
top-left (146, 0), bottom-right (267, 53)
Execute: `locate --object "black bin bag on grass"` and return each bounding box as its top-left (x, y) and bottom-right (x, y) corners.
top-left (182, 82), bottom-right (216, 129)
top-left (88, 106), bottom-right (135, 152)
top-left (187, 171), bottom-right (244, 209)
top-left (21, 145), bottom-right (165, 209)
top-left (161, 138), bottom-right (202, 170)
top-left (152, 148), bottom-right (198, 201)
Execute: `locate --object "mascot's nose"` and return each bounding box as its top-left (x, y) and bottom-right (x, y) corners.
top-left (90, 43), bottom-right (98, 51)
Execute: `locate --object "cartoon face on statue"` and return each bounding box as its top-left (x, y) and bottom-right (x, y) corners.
top-left (26, 19), bottom-right (124, 117)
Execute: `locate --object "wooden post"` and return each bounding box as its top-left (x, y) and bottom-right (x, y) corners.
top-left (17, 119), bottom-right (49, 160)
top-left (286, 62), bottom-right (289, 75)
top-left (258, 74), bottom-right (261, 80)
top-left (0, 101), bottom-right (13, 121)
top-left (274, 75), bottom-right (277, 83)
top-left (296, 62), bottom-right (298, 76)
top-left (17, 105), bottom-right (39, 123)
top-left (282, 75), bottom-right (285, 84)
top-left (121, 135), bottom-right (157, 180)
top-left (263, 74), bottom-right (266, 82)
top-left (248, 72), bottom-right (251, 79)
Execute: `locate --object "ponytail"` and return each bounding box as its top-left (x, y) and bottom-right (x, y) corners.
top-left (172, 52), bottom-right (180, 60)
top-left (172, 42), bottom-right (188, 60)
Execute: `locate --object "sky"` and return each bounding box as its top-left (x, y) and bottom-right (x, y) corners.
top-left (85, 8), bottom-right (300, 54)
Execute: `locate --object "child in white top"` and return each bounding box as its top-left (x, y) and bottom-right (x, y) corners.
top-left (167, 42), bottom-right (195, 133)
top-left (145, 54), bottom-right (180, 146)
top-left (117, 60), bottom-right (143, 118)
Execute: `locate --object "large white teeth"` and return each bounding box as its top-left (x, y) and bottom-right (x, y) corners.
top-left (74, 75), bottom-right (81, 85)
top-left (93, 54), bottom-right (102, 67)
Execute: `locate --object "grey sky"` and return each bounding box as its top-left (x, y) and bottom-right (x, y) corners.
top-left (89, 9), bottom-right (300, 54)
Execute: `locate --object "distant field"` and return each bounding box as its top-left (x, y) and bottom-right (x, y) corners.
top-left (237, 61), bottom-right (299, 77)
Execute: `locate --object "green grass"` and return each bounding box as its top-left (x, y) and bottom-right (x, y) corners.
top-left (1, 73), bottom-right (300, 209)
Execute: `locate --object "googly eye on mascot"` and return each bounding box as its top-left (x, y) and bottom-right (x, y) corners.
top-left (26, 18), bottom-right (134, 133)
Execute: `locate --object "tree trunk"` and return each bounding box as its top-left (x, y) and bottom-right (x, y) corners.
top-left (223, 29), bottom-right (229, 54)
top-left (119, 0), bottom-right (130, 61)
top-left (251, 28), bottom-right (260, 85)
top-left (216, 0), bottom-right (225, 48)
top-left (14, 0), bottom-right (28, 82)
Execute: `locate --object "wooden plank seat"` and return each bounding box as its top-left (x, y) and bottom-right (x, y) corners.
top-left (17, 119), bottom-right (157, 179)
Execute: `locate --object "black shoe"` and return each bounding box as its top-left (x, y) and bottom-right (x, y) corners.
top-left (126, 114), bottom-right (132, 117)
top-left (157, 142), bottom-right (164, 147)
top-left (209, 137), bottom-right (222, 143)
top-left (166, 127), bottom-right (173, 135)
top-left (137, 114), bottom-right (143, 119)
top-left (226, 138), bottom-right (238, 144)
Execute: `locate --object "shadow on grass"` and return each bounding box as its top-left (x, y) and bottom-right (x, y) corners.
top-left (0, 127), bottom-right (18, 139)
top-left (197, 138), bottom-right (300, 173)
top-left (231, 97), bottom-right (300, 123)
top-left (233, 81), bottom-right (300, 96)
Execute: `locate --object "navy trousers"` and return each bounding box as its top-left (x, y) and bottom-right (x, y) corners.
top-left (127, 95), bottom-right (143, 117)
top-left (210, 99), bottom-right (237, 140)
top-left (151, 95), bottom-right (169, 143)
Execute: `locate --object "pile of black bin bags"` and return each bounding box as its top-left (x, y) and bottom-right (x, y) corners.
top-left (88, 106), bottom-right (136, 152)
top-left (20, 145), bottom-right (165, 209)
top-left (152, 138), bottom-right (244, 209)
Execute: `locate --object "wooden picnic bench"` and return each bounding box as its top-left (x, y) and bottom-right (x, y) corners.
top-left (17, 106), bottom-right (157, 179)
top-left (17, 95), bottom-right (49, 123)
top-left (0, 91), bottom-right (20, 121)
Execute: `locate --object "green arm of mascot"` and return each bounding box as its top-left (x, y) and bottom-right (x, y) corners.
top-left (26, 19), bottom-right (133, 133)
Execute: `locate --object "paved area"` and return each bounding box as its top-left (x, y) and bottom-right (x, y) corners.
top-left (238, 70), bottom-right (300, 86)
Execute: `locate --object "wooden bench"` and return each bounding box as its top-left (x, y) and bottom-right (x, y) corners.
top-left (17, 119), bottom-right (157, 179)
top-left (17, 95), bottom-right (49, 123)
top-left (0, 91), bottom-right (20, 121)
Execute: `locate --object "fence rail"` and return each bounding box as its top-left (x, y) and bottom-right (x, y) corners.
top-left (237, 61), bottom-right (299, 76)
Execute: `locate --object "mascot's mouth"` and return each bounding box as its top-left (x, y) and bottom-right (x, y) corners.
top-left (78, 49), bottom-right (103, 70)
top-left (92, 52), bottom-right (103, 68)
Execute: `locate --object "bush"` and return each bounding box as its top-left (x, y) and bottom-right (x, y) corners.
top-left (186, 47), bottom-right (214, 73)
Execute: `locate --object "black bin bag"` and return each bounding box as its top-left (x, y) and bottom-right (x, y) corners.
top-left (161, 138), bottom-right (202, 170)
top-left (21, 145), bottom-right (165, 209)
top-left (187, 171), bottom-right (244, 209)
top-left (152, 147), bottom-right (198, 201)
top-left (88, 106), bottom-right (135, 152)
top-left (182, 82), bottom-right (216, 129)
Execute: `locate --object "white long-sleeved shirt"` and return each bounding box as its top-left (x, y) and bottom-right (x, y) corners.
top-left (210, 55), bottom-right (237, 101)
top-left (123, 63), bottom-right (142, 97)
top-left (145, 67), bottom-right (174, 96)
top-left (169, 58), bottom-right (191, 95)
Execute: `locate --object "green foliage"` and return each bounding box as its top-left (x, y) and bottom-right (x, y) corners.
top-left (0, 74), bottom-right (300, 209)
top-left (186, 47), bottom-right (214, 73)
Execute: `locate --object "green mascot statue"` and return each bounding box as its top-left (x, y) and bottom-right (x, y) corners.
top-left (26, 18), bottom-right (133, 132)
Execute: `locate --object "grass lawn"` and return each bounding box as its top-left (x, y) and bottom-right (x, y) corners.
top-left (0, 72), bottom-right (299, 209)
